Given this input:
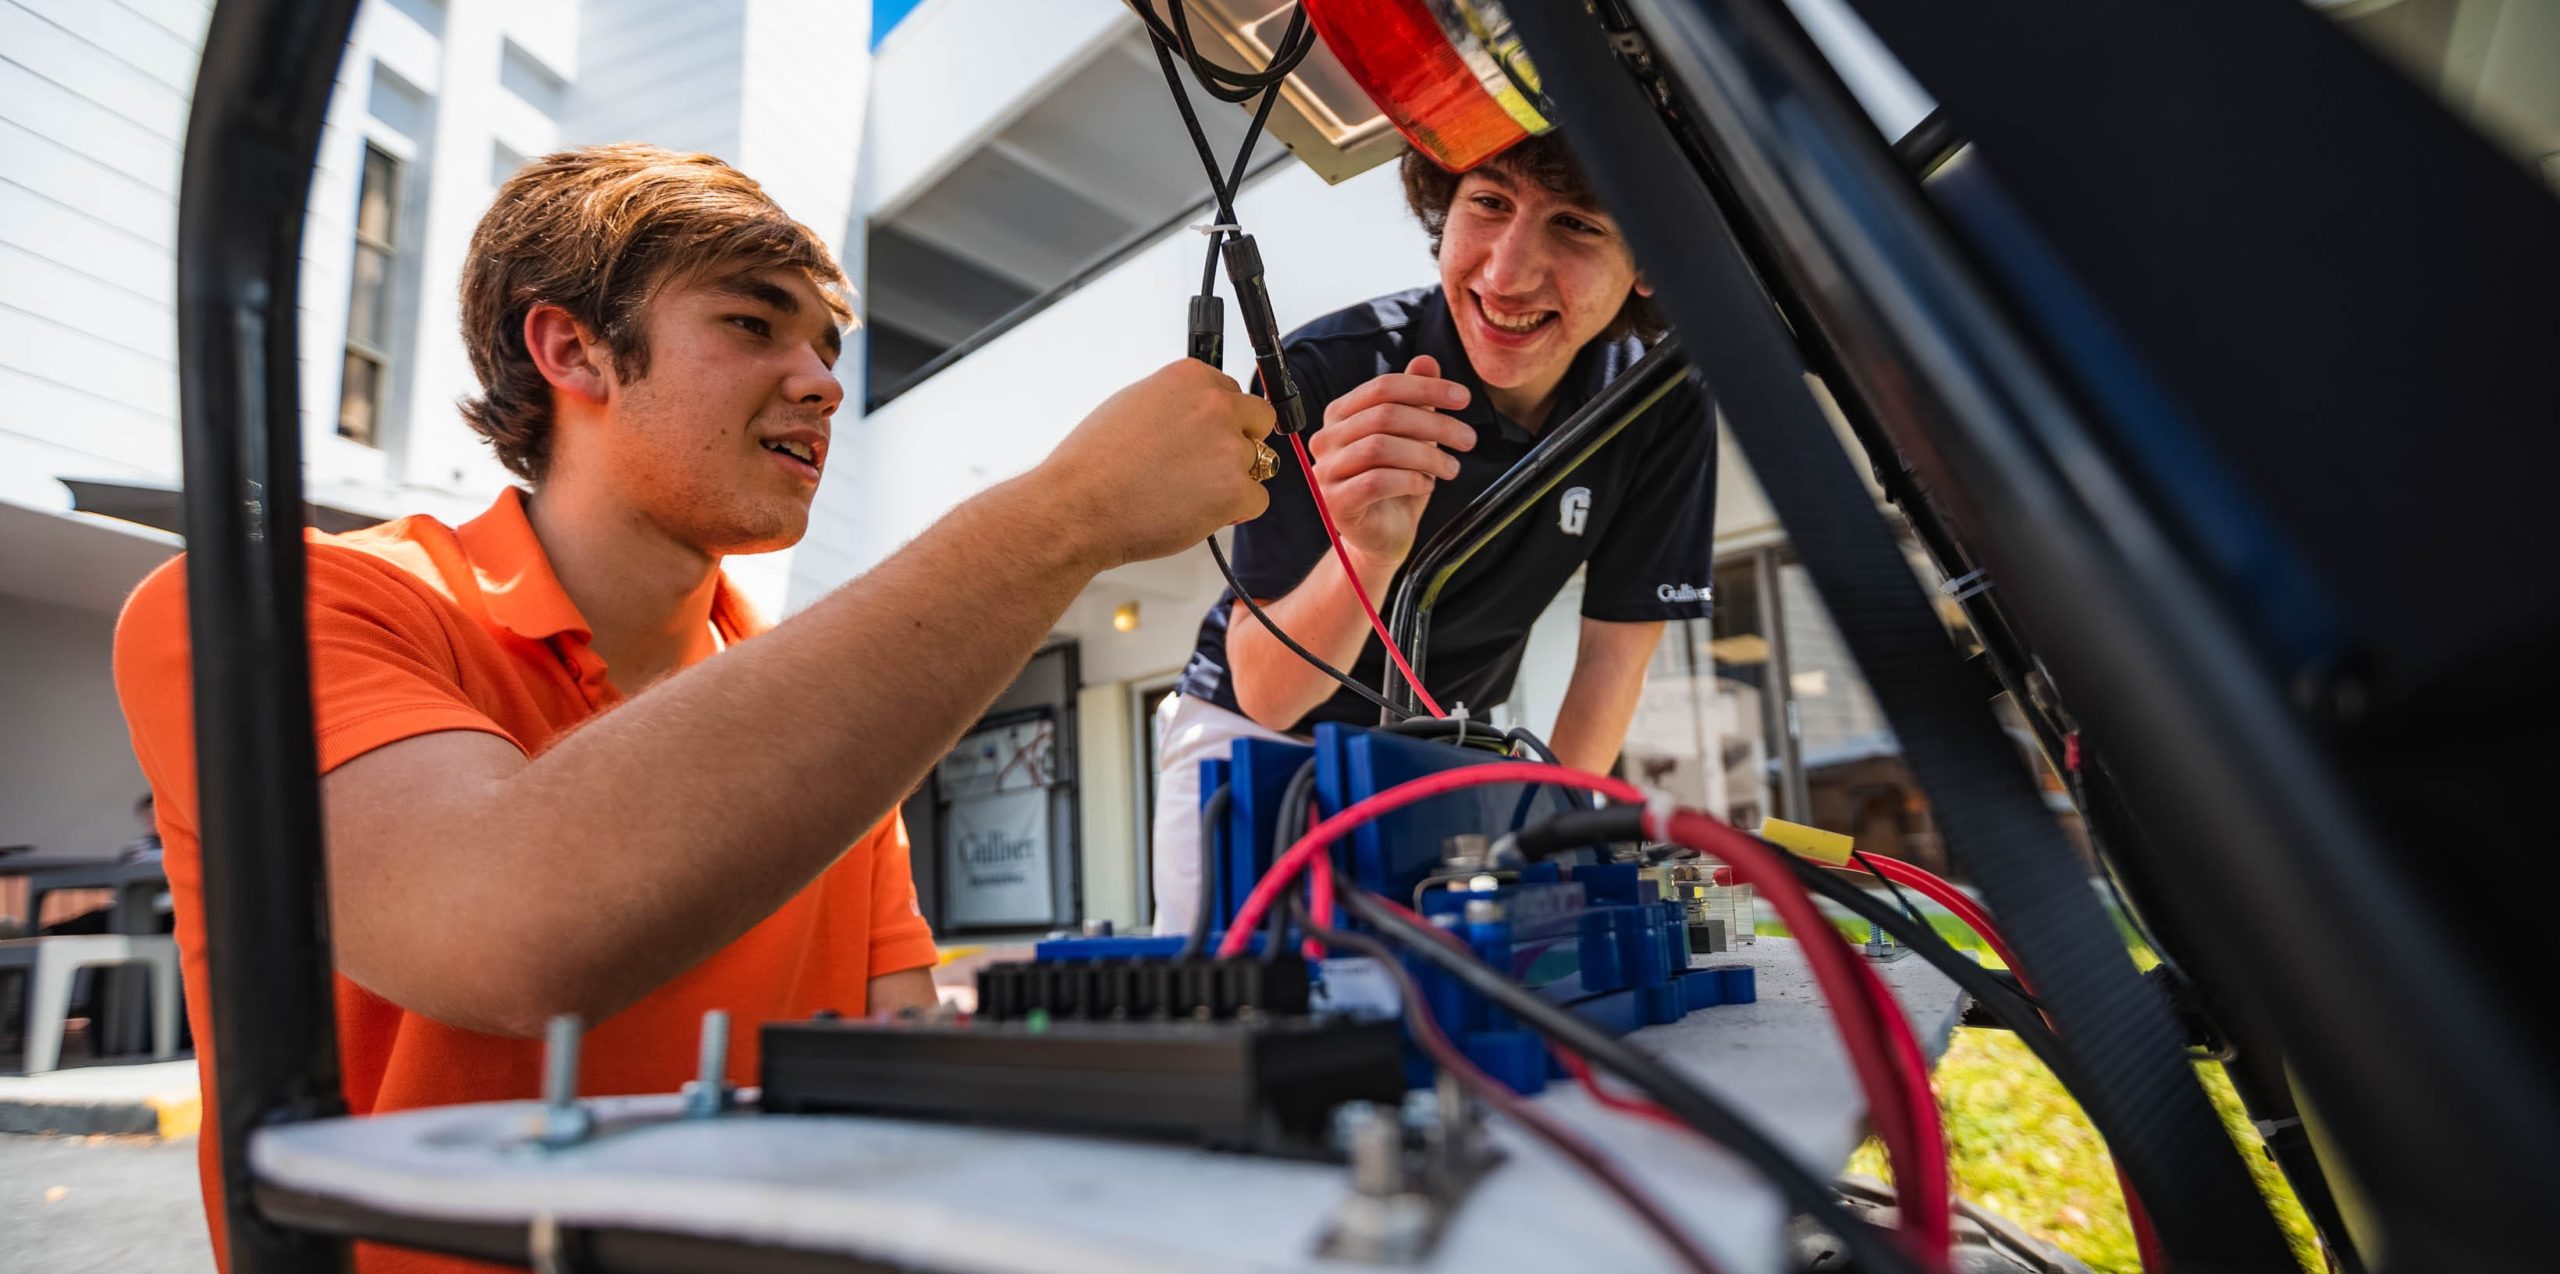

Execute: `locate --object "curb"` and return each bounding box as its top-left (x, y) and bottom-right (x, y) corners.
top-left (0, 1088), bottom-right (199, 1139)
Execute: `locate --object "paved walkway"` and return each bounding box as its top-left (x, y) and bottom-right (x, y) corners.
top-left (1, 1133), bottom-right (212, 1272)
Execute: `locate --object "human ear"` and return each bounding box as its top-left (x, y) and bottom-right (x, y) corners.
top-left (523, 304), bottom-right (611, 405)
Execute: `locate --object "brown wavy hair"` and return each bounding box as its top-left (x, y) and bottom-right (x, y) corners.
top-left (457, 144), bottom-right (851, 482)
top-left (1399, 132), bottom-right (1663, 343)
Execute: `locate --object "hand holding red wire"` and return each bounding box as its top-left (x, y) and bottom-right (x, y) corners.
top-left (1278, 357), bottom-right (1473, 717)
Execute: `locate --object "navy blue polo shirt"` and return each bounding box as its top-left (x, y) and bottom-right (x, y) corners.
top-left (1176, 285), bottom-right (1718, 732)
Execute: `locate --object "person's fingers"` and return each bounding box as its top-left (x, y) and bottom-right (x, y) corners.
top-left (1323, 370), bottom-right (1471, 425)
top-left (1227, 482), bottom-right (1271, 526)
top-left (1312, 402), bottom-right (1477, 455)
top-left (1335, 468), bottom-right (1437, 507)
top-left (1231, 391), bottom-right (1276, 441)
top-left (1320, 433), bottom-right (1462, 483)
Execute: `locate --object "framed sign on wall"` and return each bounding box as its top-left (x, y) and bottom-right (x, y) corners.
top-left (907, 643), bottom-right (1081, 936)
top-left (936, 710), bottom-right (1061, 929)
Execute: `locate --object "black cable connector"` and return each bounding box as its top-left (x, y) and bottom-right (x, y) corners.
top-left (1219, 234), bottom-right (1306, 434)
top-left (1510, 805), bottom-right (1644, 861)
top-left (1187, 293), bottom-right (1225, 371)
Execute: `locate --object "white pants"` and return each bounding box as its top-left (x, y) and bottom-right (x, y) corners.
top-left (1149, 693), bottom-right (1296, 936)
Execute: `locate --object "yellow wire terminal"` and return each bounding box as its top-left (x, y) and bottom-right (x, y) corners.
top-left (1760, 817), bottom-right (1855, 866)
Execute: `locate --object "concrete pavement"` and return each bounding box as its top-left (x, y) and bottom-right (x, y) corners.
top-left (1, 1133), bottom-right (212, 1272)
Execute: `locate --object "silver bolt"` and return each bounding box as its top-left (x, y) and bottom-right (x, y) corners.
top-left (1081, 918), bottom-right (1115, 937)
top-left (1325, 1101), bottom-right (1437, 1264)
top-left (1346, 1102), bottom-right (1405, 1197)
top-left (1435, 1070), bottom-right (1474, 1150)
top-left (1466, 873), bottom-right (1500, 893)
top-left (532, 1014), bottom-right (593, 1147)
top-left (682, 1010), bottom-right (731, 1119)
top-left (1441, 834), bottom-right (1490, 870)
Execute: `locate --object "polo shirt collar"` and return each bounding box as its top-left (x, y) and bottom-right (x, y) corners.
top-left (455, 487), bottom-right (766, 651)
top-left (1411, 287), bottom-right (1629, 443)
top-left (457, 487), bottom-right (590, 643)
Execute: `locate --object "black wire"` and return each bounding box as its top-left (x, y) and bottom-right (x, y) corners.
top-left (1150, 37), bottom-right (1238, 221)
top-left (1152, 4), bottom-right (1433, 731)
top-left (1207, 537), bottom-right (1416, 722)
top-left (1152, 17), bottom-right (1412, 732)
top-left (1227, 69), bottom-right (1286, 202)
top-left (1277, 757), bottom-right (1320, 843)
top-left (1144, 31), bottom-right (1238, 299)
top-left (1201, 230), bottom-right (1226, 297)
top-left (1332, 883), bottom-right (1922, 1274)
top-left (1848, 848), bottom-right (1929, 926)
top-left (1515, 807), bottom-right (2058, 1049)
top-left (1778, 851), bottom-right (2054, 1032)
top-left (1139, 2), bottom-right (1317, 103)
top-left (1181, 784), bottom-right (1233, 960)
top-left (1503, 726), bottom-right (1562, 764)
top-left (1263, 759), bottom-right (1321, 954)
top-left (1289, 895), bottom-right (1721, 1273)
top-left (1375, 718), bottom-right (1600, 824)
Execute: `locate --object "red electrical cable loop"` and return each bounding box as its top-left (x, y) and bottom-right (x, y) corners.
top-left (1218, 762), bottom-right (1637, 954)
top-left (1846, 853), bottom-right (2166, 1272)
top-left (1219, 763), bottom-right (1952, 1270)
top-left (1288, 430), bottom-right (1446, 718)
top-left (1662, 811), bottom-right (1952, 1267)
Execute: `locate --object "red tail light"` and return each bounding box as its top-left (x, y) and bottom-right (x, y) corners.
top-left (1299, 0), bottom-right (1552, 172)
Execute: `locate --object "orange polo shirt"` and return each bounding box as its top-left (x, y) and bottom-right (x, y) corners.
top-left (113, 487), bottom-right (937, 1274)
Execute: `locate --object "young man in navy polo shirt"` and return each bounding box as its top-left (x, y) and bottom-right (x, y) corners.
top-left (1151, 135), bottom-right (1719, 934)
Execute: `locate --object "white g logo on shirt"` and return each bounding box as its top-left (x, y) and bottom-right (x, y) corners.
top-left (1559, 486), bottom-right (1591, 536)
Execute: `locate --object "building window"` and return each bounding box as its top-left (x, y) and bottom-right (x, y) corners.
top-left (338, 145), bottom-right (402, 447)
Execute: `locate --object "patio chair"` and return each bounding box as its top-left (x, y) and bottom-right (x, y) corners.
top-left (0, 934), bottom-right (179, 1074)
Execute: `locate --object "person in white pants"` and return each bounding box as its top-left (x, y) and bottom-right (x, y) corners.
top-left (1149, 690), bottom-right (1296, 939)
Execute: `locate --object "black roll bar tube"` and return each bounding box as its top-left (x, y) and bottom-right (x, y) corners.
top-left (176, 1), bottom-right (364, 1270)
top-left (1501, 0), bottom-right (2304, 1263)
top-left (1377, 341), bottom-right (1695, 719)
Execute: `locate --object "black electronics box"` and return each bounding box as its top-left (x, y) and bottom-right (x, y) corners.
top-left (758, 1014), bottom-right (1404, 1159)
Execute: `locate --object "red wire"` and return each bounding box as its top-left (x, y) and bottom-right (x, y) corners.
top-left (1214, 764), bottom-right (1950, 1270)
top-left (1852, 856), bottom-right (2169, 1273)
top-left (1361, 895), bottom-right (1703, 1165)
top-left (1302, 805), bottom-right (1332, 961)
top-left (1332, 919), bottom-right (1723, 1272)
top-left (1216, 761), bottom-right (1641, 955)
top-left (1552, 1043), bottom-right (1697, 1133)
top-left (1666, 812), bottom-right (1952, 1268)
top-left (1286, 430), bottom-right (1447, 718)
top-left (1861, 855), bottom-right (2022, 975)
top-left (1360, 890), bottom-right (1701, 1137)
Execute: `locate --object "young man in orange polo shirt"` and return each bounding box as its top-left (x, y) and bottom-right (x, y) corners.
top-left (113, 143), bottom-right (1275, 1273)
